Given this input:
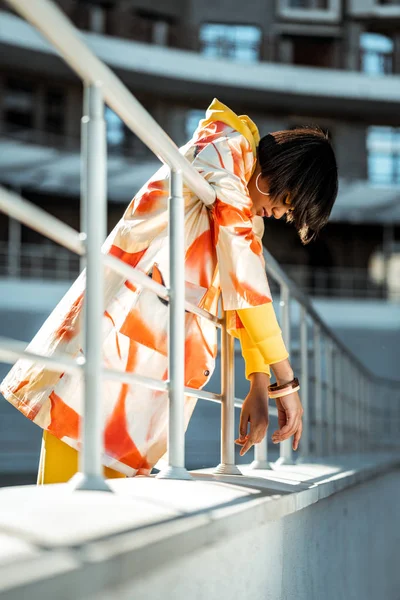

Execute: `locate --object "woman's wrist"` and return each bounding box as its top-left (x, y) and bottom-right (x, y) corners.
top-left (248, 372), bottom-right (270, 388)
top-left (270, 359), bottom-right (294, 386)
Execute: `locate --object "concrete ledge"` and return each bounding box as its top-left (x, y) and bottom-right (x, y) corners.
top-left (0, 452), bottom-right (398, 599)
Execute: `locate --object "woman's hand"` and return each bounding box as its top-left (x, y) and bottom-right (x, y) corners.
top-left (271, 391), bottom-right (303, 451)
top-left (235, 373), bottom-right (269, 456)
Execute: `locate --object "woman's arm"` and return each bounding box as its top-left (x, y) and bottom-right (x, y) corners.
top-left (236, 303), bottom-right (303, 454)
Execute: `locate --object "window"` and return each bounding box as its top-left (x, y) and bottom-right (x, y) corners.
top-left (185, 110), bottom-right (205, 140)
top-left (105, 107), bottom-right (125, 147)
top-left (289, 0), bottom-right (329, 7)
top-left (278, 0), bottom-right (341, 22)
top-left (367, 126), bottom-right (400, 184)
top-left (291, 36), bottom-right (336, 67)
top-left (3, 77), bottom-right (34, 130)
top-left (360, 33), bottom-right (393, 75)
top-left (199, 24), bottom-right (261, 62)
top-left (132, 10), bottom-right (172, 45)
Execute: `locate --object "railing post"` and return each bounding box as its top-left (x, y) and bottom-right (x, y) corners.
top-left (351, 362), bottom-right (358, 454)
top-left (314, 324), bottom-right (323, 457)
top-left (69, 82), bottom-right (110, 492)
top-left (251, 437), bottom-right (271, 470)
top-left (360, 372), bottom-right (366, 453)
top-left (326, 339), bottom-right (335, 455)
top-left (362, 373), bottom-right (368, 452)
top-left (335, 350), bottom-right (344, 453)
top-left (157, 169), bottom-right (192, 480)
top-left (276, 283), bottom-right (294, 465)
top-left (80, 88), bottom-right (89, 273)
top-left (367, 377), bottom-right (373, 452)
top-left (354, 366), bottom-right (360, 454)
top-left (215, 314), bottom-right (242, 475)
top-left (342, 358), bottom-right (349, 453)
top-left (298, 304), bottom-right (310, 460)
top-left (8, 214), bottom-right (21, 278)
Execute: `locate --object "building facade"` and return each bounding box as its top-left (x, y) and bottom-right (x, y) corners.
top-left (0, 0), bottom-right (399, 299)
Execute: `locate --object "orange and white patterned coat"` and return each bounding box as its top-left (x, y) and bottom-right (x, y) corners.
top-left (0, 99), bottom-right (272, 476)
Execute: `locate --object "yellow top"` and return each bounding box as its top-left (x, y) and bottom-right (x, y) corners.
top-left (201, 98), bottom-right (288, 378)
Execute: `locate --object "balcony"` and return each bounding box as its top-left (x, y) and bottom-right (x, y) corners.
top-left (349, 0), bottom-right (400, 18)
top-left (1, 10), bottom-right (400, 124)
top-left (276, 0), bottom-right (342, 23)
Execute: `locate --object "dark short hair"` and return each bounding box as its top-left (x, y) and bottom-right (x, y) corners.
top-left (257, 127), bottom-right (338, 244)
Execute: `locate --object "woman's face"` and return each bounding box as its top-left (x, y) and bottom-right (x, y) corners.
top-left (248, 161), bottom-right (292, 219)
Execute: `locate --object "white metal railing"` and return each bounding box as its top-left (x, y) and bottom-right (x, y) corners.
top-left (0, 0), bottom-right (399, 490)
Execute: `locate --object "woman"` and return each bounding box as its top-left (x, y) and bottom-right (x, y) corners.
top-left (0, 98), bottom-right (338, 482)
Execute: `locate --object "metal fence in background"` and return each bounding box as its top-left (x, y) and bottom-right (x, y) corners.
top-left (2, 242), bottom-right (398, 302)
top-left (0, 0), bottom-right (399, 492)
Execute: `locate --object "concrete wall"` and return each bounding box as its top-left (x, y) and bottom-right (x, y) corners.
top-left (184, 0), bottom-right (275, 28)
top-left (64, 468), bottom-right (400, 600)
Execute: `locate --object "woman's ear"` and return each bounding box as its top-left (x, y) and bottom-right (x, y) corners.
top-left (284, 192), bottom-right (292, 206)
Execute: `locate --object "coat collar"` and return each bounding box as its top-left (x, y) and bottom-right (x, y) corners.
top-left (200, 98), bottom-right (260, 158)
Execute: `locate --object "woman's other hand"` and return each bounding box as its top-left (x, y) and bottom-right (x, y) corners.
top-left (271, 391), bottom-right (303, 451)
top-left (235, 372), bottom-right (269, 456)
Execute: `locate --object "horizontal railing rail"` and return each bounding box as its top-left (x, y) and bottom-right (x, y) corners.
top-left (0, 0), bottom-right (399, 488)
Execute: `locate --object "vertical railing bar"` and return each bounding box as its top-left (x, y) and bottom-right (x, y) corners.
top-left (69, 82), bottom-right (110, 492)
top-left (298, 304), bottom-right (310, 460)
top-left (360, 372), bottom-right (365, 453)
top-left (341, 352), bottom-right (347, 453)
top-left (350, 362), bottom-right (355, 452)
top-left (252, 435), bottom-right (271, 470)
top-left (352, 363), bottom-right (359, 455)
top-left (80, 88), bottom-right (89, 273)
top-left (276, 283), bottom-right (294, 465)
top-left (326, 339), bottom-right (335, 455)
top-left (366, 376), bottom-right (371, 451)
top-left (157, 169), bottom-right (191, 480)
top-left (354, 366), bottom-right (359, 454)
top-left (335, 349), bottom-right (344, 453)
top-left (215, 314), bottom-right (242, 475)
top-left (8, 214), bottom-right (21, 278)
top-left (314, 324), bottom-right (323, 458)
top-left (364, 375), bottom-right (368, 452)
top-left (368, 379), bottom-right (373, 451)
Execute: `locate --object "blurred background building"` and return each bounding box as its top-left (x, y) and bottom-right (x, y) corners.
top-left (0, 0), bottom-right (400, 483)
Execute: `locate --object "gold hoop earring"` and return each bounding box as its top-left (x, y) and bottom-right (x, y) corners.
top-left (255, 173), bottom-right (270, 196)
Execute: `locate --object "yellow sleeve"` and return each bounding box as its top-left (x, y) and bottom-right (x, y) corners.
top-left (238, 325), bottom-right (271, 379)
top-left (237, 303), bottom-right (289, 379)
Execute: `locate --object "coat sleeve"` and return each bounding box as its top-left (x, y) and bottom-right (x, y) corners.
top-left (191, 132), bottom-right (272, 311)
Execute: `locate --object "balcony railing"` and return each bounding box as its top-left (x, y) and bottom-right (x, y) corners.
top-left (0, 0), bottom-right (399, 494)
top-left (1, 3), bottom-right (398, 80)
